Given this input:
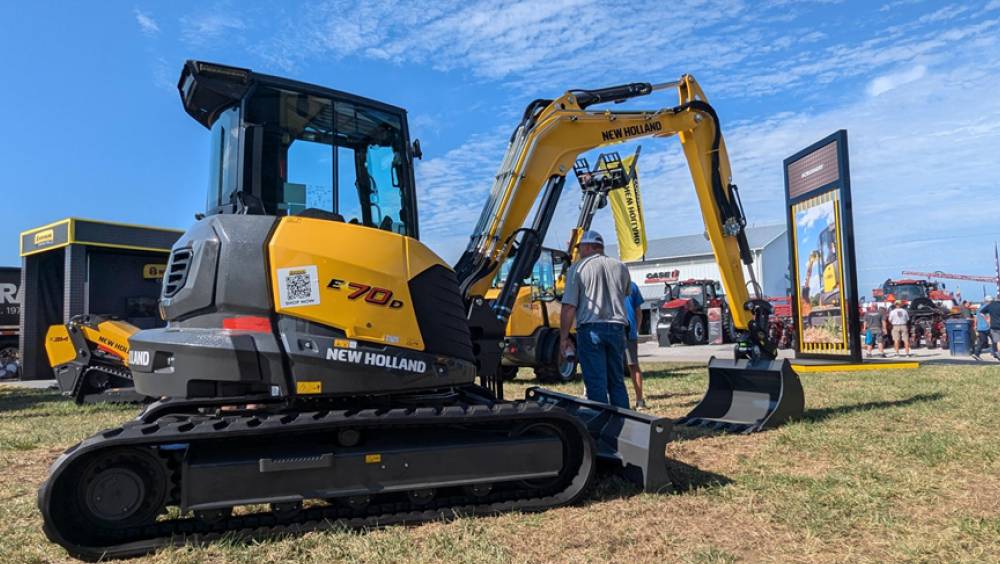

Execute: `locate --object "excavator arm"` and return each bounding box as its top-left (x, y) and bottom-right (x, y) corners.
top-left (455, 75), bottom-right (773, 359)
top-left (457, 76), bottom-right (802, 433)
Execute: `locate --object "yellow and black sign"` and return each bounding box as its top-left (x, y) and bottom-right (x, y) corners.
top-left (608, 154), bottom-right (647, 262)
top-left (34, 229), bottom-right (54, 245)
top-left (143, 264), bottom-right (168, 279)
top-left (296, 381), bottom-right (322, 394)
top-left (21, 220), bottom-right (71, 256)
top-left (19, 217), bottom-right (183, 257)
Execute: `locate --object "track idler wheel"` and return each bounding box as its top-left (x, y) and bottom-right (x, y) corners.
top-left (512, 422), bottom-right (575, 490)
top-left (72, 448), bottom-right (168, 534)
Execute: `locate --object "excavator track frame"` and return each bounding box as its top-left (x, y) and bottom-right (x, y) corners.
top-left (39, 391), bottom-right (597, 561)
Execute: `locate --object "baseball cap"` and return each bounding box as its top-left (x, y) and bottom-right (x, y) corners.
top-left (579, 230), bottom-right (604, 246)
top-left (986, 295), bottom-right (994, 303)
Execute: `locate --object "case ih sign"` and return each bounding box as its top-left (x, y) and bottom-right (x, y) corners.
top-left (644, 269), bottom-right (681, 284)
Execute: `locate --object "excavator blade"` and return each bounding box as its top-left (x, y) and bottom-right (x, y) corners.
top-left (677, 357), bottom-right (804, 434)
top-left (526, 387), bottom-right (672, 492)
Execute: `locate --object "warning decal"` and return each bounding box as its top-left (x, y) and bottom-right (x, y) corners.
top-left (278, 265), bottom-right (321, 308)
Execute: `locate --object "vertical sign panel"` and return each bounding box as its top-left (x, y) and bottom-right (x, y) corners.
top-left (784, 130), bottom-right (861, 362)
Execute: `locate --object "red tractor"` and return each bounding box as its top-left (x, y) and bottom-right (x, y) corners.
top-left (766, 296), bottom-right (797, 350)
top-left (655, 279), bottom-right (734, 346)
top-left (872, 278), bottom-right (956, 348)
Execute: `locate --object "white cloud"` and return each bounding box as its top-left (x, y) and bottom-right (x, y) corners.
top-left (866, 64), bottom-right (927, 96)
top-left (134, 8), bottom-right (159, 36)
top-left (247, 0), bottom-right (1000, 106)
top-left (986, 0), bottom-right (1000, 10)
top-left (180, 13), bottom-right (246, 45)
top-left (917, 5), bottom-right (968, 23)
top-left (880, 0), bottom-right (926, 11)
top-left (415, 128), bottom-right (510, 260)
top-left (797, 201), bottom-right (835, 229)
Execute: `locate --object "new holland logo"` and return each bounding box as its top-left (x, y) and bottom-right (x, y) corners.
top-left (601, 121), bottom-right (662, 142)
top-left (326, 347), bottom-right (427, 373)
top-left (33, 229), bottom-right (54, 246)
top-left (128, 350), bottom-right (151, 367)
top-left (98, 335), bottom-right (128, 355)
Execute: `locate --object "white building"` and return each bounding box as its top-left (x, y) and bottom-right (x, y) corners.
top-left (607, 224), bottom-right (788, 335)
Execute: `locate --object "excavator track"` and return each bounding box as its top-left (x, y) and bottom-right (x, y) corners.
top-left (74, 364), bottom-right (145, 405)
top-left (39, 396), bottom-right (596, 561)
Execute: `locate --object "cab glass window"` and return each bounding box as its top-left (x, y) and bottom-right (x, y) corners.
top-left (530, 250), bottom-right (556, 297)
top-left (245, 87), bottom-right (414, 236)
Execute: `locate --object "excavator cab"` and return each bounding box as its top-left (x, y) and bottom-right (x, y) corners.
top-left (181, 61), bottom-right (418, 232)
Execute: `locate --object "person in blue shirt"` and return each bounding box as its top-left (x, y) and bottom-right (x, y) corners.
top-left (973, 296), bottom-right (999, 361)
top-left (623, 280), bottom-right (647, 409)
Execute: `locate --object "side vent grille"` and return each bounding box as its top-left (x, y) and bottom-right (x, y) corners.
top-left (162, 248), bottom-right (193, 298)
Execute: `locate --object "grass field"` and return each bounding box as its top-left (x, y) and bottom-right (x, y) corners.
top-left (2, 362), bottom-right (999, 563)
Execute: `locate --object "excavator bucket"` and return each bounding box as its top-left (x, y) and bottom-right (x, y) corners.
top-left (526, 387), bottom-right (672, 492)
top-left (676, 357), bottom-right (804, 434)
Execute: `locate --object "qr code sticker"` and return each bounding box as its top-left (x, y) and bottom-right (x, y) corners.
top-left (277, 265), bottom-right (321, 308)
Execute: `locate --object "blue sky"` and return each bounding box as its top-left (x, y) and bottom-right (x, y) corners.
top-left (2, 0), bottom-right (999, 299)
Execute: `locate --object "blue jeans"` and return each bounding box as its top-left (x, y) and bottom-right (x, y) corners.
top-left (577, 322), bottom-right (630, 409)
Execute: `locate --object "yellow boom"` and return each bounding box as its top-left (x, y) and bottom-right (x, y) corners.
top-left (456, 76), bottom-right (762, 338)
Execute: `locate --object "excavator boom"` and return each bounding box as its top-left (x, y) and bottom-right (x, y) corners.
top-left (457, 75), bottom-right (802, 431)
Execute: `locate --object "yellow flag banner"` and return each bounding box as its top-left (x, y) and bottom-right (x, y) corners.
top-left (608, 155), bottom-right (647, 261)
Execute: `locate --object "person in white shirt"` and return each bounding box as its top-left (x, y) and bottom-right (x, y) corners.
top-left (887, 303), bottom-right (911, 357)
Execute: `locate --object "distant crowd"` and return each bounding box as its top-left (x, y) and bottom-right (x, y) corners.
top-left (861, 297), bottom-right (1000, 361)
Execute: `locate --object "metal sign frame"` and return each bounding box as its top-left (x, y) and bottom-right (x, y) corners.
top-left (784, 130), bottom-right (861, 362)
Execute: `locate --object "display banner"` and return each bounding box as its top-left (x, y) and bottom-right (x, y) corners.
top-left (609, 154), bottom-right (647, 262)
top-left (784, 130), bottom-right (862, 361)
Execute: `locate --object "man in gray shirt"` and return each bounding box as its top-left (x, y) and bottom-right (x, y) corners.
top-left (559, 230), bottom-right (631, 408)
top-left (863, 306), bottom-right (887, 358)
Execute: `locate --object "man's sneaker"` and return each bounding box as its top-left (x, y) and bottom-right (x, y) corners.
top-left (635, 399), bottom-right (648, 410)
top-left (972, 353), bottom-right (982, 361)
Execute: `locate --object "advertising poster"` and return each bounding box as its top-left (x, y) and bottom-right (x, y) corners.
top-left (784, 130), bottom-right (861, 362)
top-left (792, 192), bottom-right (848, 353)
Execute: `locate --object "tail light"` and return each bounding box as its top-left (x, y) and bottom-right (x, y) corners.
top-left (223, 316), bottom-right (271, 333)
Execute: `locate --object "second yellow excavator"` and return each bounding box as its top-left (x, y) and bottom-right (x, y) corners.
top-left (39, 61), bottom-right (803, 560)
top-left (490, 149), bottom-right (643, 383)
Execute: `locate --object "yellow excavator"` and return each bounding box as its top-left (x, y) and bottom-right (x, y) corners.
top-left (489, 246), bottom-right (575, 382)
top-left (45, 315), bottom-right (146, 404)
top-left (491, 149), bottom-right (641, 383)
top-left (39, 61), bottom-right (803, 560)
top-left (800, 223), bottom-right (841, 326)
